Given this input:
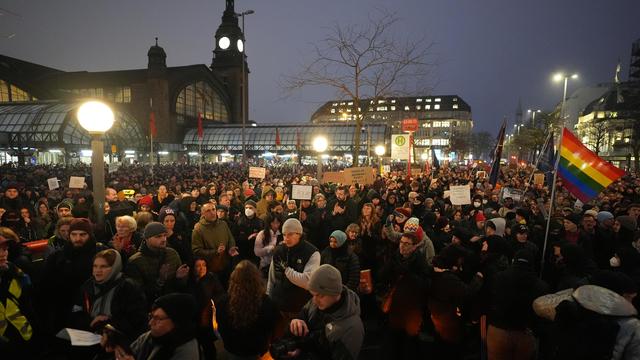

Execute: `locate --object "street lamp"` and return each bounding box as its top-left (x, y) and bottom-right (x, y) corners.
top-left (77, 100), bottom-right (114, 226)
top-left (236, 9), bottom-right (254, 163)
top-left (553, 72), bottom-right (578, 126)
top-left (313, 136), bottom-right (328, 180)
top-left (527, 109), bottom-right (542, 128)
top-left (375, 145), bottom-right (385, 174)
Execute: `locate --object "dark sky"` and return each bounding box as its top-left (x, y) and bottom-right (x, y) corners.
top-left (1, 0), bottom-right (638, 135)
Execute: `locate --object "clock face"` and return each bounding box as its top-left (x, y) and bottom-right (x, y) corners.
top-left (237, 39), bottom-right (244, 52)
top-left (218, 37), bottom-right (230, 50)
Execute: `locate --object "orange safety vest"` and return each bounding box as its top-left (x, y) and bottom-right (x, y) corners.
top-left (0, 278), bottom-right (33, 341)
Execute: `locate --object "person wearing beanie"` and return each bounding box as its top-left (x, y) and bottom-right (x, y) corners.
top-left (511, 224), bottom-right (540, 261)
top-left (289, 264), bottom-right (364, 360)
top-left (55, 201), bottom-right (73, 220)
top-left (127, 222), bottom-right (187, 305)
top-left (404, 217), bottom-right (436, 265)
top-left (39, 218), bottom-right (108, 334)
top-left (267, 217), bottom-right (320, 318)
top-left (235, 198), bottom-right (264, 264)
top-left (320, 230), bottom-right (360, 292)
top-left (192, 202), bottom-right (237, 286)
top-left (593, 211), bottom-right (617, 268)
top-left (129, 293), bottom-right (200, 360)
top-left (562, 212), bottom-right (583, 245)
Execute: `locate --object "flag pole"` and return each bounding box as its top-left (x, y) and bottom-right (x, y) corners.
top-left (540, 128), bottom-right (563, 277)
top-left (527, 132), bottom-right (552, 187)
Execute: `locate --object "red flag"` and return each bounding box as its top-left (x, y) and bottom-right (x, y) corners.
top-left (149, 111), bottom-right (157, 138)
top-left (275, 128), bottom-right (281, 146)
top-left (197, 112), bottom-right (203, 139)
top-left (296, 129), bottom-right (301, 150)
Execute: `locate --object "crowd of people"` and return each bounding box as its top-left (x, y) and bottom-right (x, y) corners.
top-left (1, 160), bottom-right (640, 359)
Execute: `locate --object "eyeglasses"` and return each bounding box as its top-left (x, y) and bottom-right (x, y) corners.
top-left (148, 313), bottom-right (170, 322)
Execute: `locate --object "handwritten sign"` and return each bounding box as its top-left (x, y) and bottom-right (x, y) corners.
top-left (47, 177), bottom-right (59, 190)
top-left (322, 172), bottom-right (345, 184)
top-left (534, 173), bottom-right (545, 185)
top-left (291, 185), bottom-right (313, 200)
top-left (449, 184), bottom-right (471, 205)
top-left (108, 162), bottom-right (120, 174)
top-left (476, 171), bottom-right (486, 179)
top-left (69, 176), bottom-right (85, 189)
top-left (344, 167), bottom-right (375, 185)
top-left (502, 187), bottom-right (523, 202)
top-left (249, 167), bottom-right (266, 179)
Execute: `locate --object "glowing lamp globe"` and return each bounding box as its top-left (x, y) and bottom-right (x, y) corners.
top-left (77, 101), bottom-right (115, 134)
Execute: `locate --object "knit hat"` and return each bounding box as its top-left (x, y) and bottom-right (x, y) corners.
top-left (404, 217), bottom-right (420, 233)
top-left (330, 230), bottom-right (347, 247)
top-left (596, 211), bottom-right (614, 223)
top-left (282, 218), bottom-right (303, 235)
top-left (158, 206), bottom-right (176, 223)
top-left (308, 264), bottom-right (343, 296)
top-left (69, 218), bottom-right (93, 234)
top-left (56, 201), bottom-right (73, 211)
top-left (616, 215), bottom-right (637, 232)
top-left (244, 200), bottom-right (257, 209)
top-left (393, 207), bottom-right (411, 222)
top-left (515, 224), bottom-right (529, 234)
top-left (138, 195), bottom-right (153, 207)
top-left (564, 212), bottom-right (582, 225)
top-left (152, 293), bottom-right (197, 332)
top-left (144, 222), bottom-right (167, 239)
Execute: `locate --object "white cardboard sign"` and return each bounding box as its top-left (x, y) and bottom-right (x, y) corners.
top-left (47, 177), bottom-right (59, 190)
top-left (69, 176), bottom-right (85, 189)
top-left (291, 185), bottom-right (313, 200)
top-left (449, 184), bottom-right (471, 205)
top-left (249, 167), bottom-right (266, 179)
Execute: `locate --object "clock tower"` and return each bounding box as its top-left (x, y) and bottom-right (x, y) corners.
top-left (211, 0), bottom-right (248, 125)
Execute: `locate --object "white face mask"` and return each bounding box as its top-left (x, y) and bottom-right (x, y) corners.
top-left (474, 202), bottom-right (481, 208)
top-left (245, 208), bottom-right (255, 217)
top-left (609, 256), bottom-right (621, 268)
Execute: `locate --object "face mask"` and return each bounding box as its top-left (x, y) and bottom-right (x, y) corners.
top-left (609, 256), bottom-right (621, 268)
top-left (474, 202), bottom-right (481, 208)
top-left (482, 199), bottom-right (488, 204)
top-left (245, 208), bottom-right (255, 217)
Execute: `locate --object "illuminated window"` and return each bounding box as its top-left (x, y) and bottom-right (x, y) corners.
top-left (378, 99), bottom-right (386, 104)
top-left (435, 98), bottom-right (441, 102)
top-left (347, 101), bottom-right (353, 105)
top-left (377, 106), bottom-right (387, 111)
top-left (340, 102), bottom-right (346, 105)
top-left (433, 121), bottom-right (442, 127)
top-left (0, 81), bottom-right (35, 102)
top-left (453, 104), bottom-right (459, 109)
top-left (425, 105), bottom-right (431, 110)
top-left (416, 98), bottom-right (422, 102)
top-left (404, 106), bottom-right (410, 111)
top-left (0, 80), bottom-right (9, 102)
top-left (597, 112), bottom-right (605, 119)
top-left (391, 99), bottom-right (396, 103)
top-left (453, 97), bottom-right (458, 102)
top-left (434, 104), bottom-right (440, 110)
top-left (175, 81), bottom-right (229, 124)
top-left (330, 109), bottom-right (336, 114)
top-left (390, 106), bottom-right (396, 111)
top-left (441, 121), bottom-right (450, 127)
top-left (332, 103), bottom-right (338, 106)
top-left (416, 105), bottom-right (421, 110)
top-left (347, 108), bottom-right (352, 112)
top-left (426, 98), bottom-right (432, 102)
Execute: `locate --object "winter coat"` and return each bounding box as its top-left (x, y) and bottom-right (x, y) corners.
top-left (130, 331), bottom-right (202, 360)
top-left (0, 262), bottom-right (38, 358)
top-left (234, 214), bottom-right (264, 263)
top-left (300, 287), bottom-right (365, 360)
top-left (125, 242), bottom-right (183, 306)
top-left (254, 228), bottom-right (281, 270)
top-left (533, 285), bottom-right (640, 360)
top-left (191, 217), bottom-right (236, 273)
top-left (320, 246), bottom-right (361, 292)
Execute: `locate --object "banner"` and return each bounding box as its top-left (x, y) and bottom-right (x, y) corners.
top-left (391, 134), bottom-right (410, 160)
top-left (449, 184), bottom-right (471, 205)
top-left (344, 167), bottom-right (375, 185)
top-left (69, 176), bottom-right (85, 189)
top-left (249, 167), bottom-right (266, 179)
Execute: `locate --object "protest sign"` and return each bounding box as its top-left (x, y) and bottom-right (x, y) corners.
top-left (476, 171), bottom-right (486, 179)
top-left (249, 167), bottom-right (266, 179)
top-left (47, 177), bottom-right (59, 190)
top-left (69, 176), bottom-right (85, 189)
top-left (344, 167), bottom-right (375, 185)
top-left (501, 187), bottom-right (523, 202)
top-left (533, 173), bottom-right (545, 185)
top-left (322, 172), bottom-right (345, 184)
top-left (291, 184), bottom-right (313, 200)
top-left (449, 184), bottom-right (471, 205)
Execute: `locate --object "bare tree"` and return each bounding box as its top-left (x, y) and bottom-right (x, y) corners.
top-left (585, 121), bottom-right (608, 156)
top-left (282, 9), bottom-right (435, 167)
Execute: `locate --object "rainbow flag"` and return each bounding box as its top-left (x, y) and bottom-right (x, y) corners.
top-left (558, 128), bottom-right (625, 202)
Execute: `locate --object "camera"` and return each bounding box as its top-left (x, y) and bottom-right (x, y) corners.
top-left (269, 330), bottom-right (321, 359)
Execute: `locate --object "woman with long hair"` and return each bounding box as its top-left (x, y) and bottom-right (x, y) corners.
top-left (215, 260), bottom-right (280, 359)
top-left (254, 213), bottom-right (283, 277)
top-left (358, 203), bottom-right (383, 272)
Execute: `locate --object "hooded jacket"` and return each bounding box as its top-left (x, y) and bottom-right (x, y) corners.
top-left (533, 285), bottom-right (640, 360)
top-left (300, 287), bottom-right (364, 360)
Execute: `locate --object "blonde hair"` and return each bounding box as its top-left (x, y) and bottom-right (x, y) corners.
top-left (115, 215), bottom-right (137, 232)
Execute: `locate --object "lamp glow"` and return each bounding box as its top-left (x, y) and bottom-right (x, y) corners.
top-left (77, 101), bottom-right (115, 134)
top-left (374, 145), bottom-right (386, 156)
top-left (313, 136), bottom-right (328, 153)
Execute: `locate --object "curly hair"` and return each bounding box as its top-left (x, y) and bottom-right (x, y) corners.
top-left (228, 260), bottom-right (265, 329)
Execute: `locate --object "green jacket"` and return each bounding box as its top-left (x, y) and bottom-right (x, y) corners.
top-left (191, 218), bottom-right (236, 272)
top-left (126, 242), bottom-right (183, 305)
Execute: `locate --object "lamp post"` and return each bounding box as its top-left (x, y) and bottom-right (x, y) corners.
top-left (77, 100), bottom-right (115, 226)
top-left (375, 144), bottom-right (385, 175)
top-left (313, 136), bottom-right (328, 181)
top-left (527, 109), bottom-right (542, 128)
top-left (237, 9), bottom-right (254, 163)
top-left (553, 73), bottom-right (578, 127)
